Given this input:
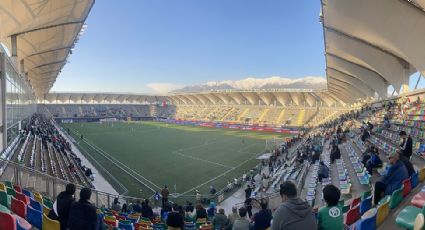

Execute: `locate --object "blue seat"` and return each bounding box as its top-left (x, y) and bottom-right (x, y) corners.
top-left (354, 208), bottom-right (377, 230)
top-left (22, 190), bottom-right (33, 199)
top-left (118, 221), bottom-right (134, 230)
top-left (360, 196), bottom-right (372, 215)
top-left (26, 205), bottom-right (42, 229)
top-left (411, 172), bottom-right (419, 189)
top-left (29, 198), bottom-right (42, 212)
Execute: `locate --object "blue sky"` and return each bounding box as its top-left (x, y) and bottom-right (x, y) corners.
top-left (52, 0), bottom-right (326, 93)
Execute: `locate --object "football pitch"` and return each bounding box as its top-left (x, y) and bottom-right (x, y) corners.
top-left (61, 121), bottom-right (292, 199)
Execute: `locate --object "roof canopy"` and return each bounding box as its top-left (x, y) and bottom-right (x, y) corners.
top-left (0, 0), bottom-right (94, 98)
top-left (321, 0), bottom-right (425, 102)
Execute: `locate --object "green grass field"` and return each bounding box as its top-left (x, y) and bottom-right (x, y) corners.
top-left (61, 121), bottom-right (292, 199)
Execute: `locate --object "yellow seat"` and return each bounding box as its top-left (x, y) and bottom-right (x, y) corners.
top-left (34, 193), bottom-right (43, 204)
top-left (43, 213), bottom-right (60, 230)
top-left (168, 227), bottom-right (180, 230)
top-left (419, 168), bottom-right (425, 182)
top-left (0, 183), bottom-right (5, 191)
top-left (43, 205), bottom-right (51, 216)
top-left (376, 196), bottom-right (390, 227)
top-left (414, 213), bottom-right (424, 230)
top-left (196, 218), bottom-right (207, 224)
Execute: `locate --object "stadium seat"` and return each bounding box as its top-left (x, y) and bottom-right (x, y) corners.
top-left (116, 215), bottom-right (126, 221)
top-left (15, 192), bottom-right (29, 205)
top-left (5, 181), bottom-right (13, 188)
top-left (390, 185), bottom-right (404, 209)
top-left (376, 196), bottom-right (390, 227)
top-left (360, 196), bottom-right (372, 215)
top-left (0, 190), bottom-right (10, 208)
top-left (412, 192), bottom-right (425, 208)
top-left (29, 198), bottom-right (42, 212)
top-left (350, 196), bottom-right (361, 209)
top-left (419, 168), bottom-right (425, 182)
top-left (42, 213), bottom-right (60, 230)
top-left (403, 178), bottom-right (412, 197)
top-left (26, 205), bottom-right (42, 229)
top-left (0, 204), bottom-right (10, 214)
top-left (13, 185), bottom-right (22, 193)
top-left (11, 198), bottom-right (26, 219)
top-left (354, 208), bottom-right (377, 230)
top-left (395, 204), bottom-right (425, 229)
top-left (14, 215), bottom-right (31, 230)
top-left (119, 220), bottom-right (134, 230)
top-left (42, 198), bottom-right (53, 209)
top-left (414, 213), bottom-right (424, 230)
top-left (21, 190), bottom-right (32, 199)
top-left (412, 172), bottom-right (419, 189)
top-left (0, 211), bottom-right (16, 230)
top-left (33, 193), bottom-right (43, 205)
top-left (6, 187), bottom-right (16, 197)
top-left (345, 204), bottom-right (360, 226)
top-left (0, 183), bottom-right (5, 191)
top-left (42, 205), bottom-right (50, 216)
top-left (361, 191), bottom-right (372, 200)
top-left (152, 222), bottom-right (166, 230)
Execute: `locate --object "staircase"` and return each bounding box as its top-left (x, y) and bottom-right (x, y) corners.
top-left (238, 108), bottom-right (250, 121)
top-left (276, 109), bottom-right (286, 125)
top-left (258, 108), bottom-right (270, 123)
top-left (296, 109), bottom-right (306, 126)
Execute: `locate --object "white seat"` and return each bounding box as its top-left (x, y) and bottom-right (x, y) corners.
top-left (414, 213), bottom-right (424, 230)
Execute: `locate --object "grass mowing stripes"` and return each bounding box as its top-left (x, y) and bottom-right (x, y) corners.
top-left (61, 121), bottom-right (292, 198)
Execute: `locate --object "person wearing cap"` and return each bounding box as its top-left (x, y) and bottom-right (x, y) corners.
top-left (373, 151), bottom-right (409, 205)
top-left (399, 131), bottom-right (413, 159)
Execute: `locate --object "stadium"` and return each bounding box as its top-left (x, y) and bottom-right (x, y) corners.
top-left (0, 0), bottom-right (425, 230)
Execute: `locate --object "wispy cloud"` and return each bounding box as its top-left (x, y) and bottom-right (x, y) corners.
top-left (146, 83), bottom-right (184, 94)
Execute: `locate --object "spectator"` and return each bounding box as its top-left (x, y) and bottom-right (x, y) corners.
top-left (361, 127), bottom-right (370, 142)
top-left (227, 206), bottom-right (239, 229)
top-left (207, 202), bottom-right (216, 219)
top-left (133, 200), bottom-right (142, 213)
top-left (210, 186), bottom-right (217, 196)
top-left (398, 150), bottom-right (415, 176)
top-left (141, 199), bottom-right (154, 220)
top-left (318, 184), bottom-right (343, 230)
top-left (48, 183), bottom-right (76, 230)
top-left (167, 204), bottom-right (184, 229)
top-left (161, 185), bottom-right (170, 207)
top-left (318, 161), bottom-right (329, 182)
top-left (373, 152), bottom-right (409, 205)
top-left (245, 185), bottom-right (252, 200)
top-left (213, 208), bottom-right (229, 230)
top-left (400, 131), bottom-right (413, 159)
top-left (67, 188), bottom-right (98, 230)
top-left (271, 181), bottom-right (316, 230)
top-left (232, 207), bottom-right (250, 230)
top-left (195, 203), bottom-right (208, 220)
top-left (121, 203), bottom-right (128, 213)
top-left (111, 197), bottom-right (121, 212)
top-left (253, 202), bottom-right (272, 230)
top-left (244, 198), bottom-right (253, 218)
top-left (185, 202), bottom-right (196, 222)
top-left (330, 144), bottom-right (341, 164)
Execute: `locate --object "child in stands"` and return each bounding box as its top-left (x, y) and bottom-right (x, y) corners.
top-left (318, 184), bottom-right (343, 230)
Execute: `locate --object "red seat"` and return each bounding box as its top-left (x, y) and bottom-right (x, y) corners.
top-left (0, 211), bottom-right (17, 230)
top-left (345, 204), bottom-right (360, 226)
top-left (11, 197), bottom-right (26, 219)
top-left (402, 178), bottom-right (412, 197)
top-left (13, 185), bottom-right (22, 193)
top-left (104, 219), bottom-right (117, 227)
top-left (13, 214), bottom-right (31, 230)
top-left (411, 192), bottom-right (425, 208)
top-left (116, 215), bottom-right (126, 221)
top-left (15, 192), bottom-right (29, 205)
top-left (350, 196), bottom-right (361, 209)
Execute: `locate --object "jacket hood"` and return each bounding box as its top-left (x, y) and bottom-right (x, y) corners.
top-left (283, 198), bottom-right (312, 218)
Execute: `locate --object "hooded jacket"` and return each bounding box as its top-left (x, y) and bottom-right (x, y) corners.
top-left (271, 198), bottom-right (317, 230)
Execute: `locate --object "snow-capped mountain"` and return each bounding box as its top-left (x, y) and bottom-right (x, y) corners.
top-left (172, 76), bottom-right (326, 93)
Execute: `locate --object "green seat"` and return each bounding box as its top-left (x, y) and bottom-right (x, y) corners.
top-left (390, 185), bottom-right (404, 209)
top-left (4, 181), bottom-right (13, 188)
top-left (6, 187), bottom-right (15, 197)
top-left (395, 205), bottom-right (425, 229)
top-left (361, 191), bottom-right (372, 200)
top-left (43, 198), bottom-right (53, 209)
top-left (378, 196), bottom-right (391, 206)
top-left (0, 191), bottom-right (11, 208)
top-left (0, 204), bottom-right (10, 214)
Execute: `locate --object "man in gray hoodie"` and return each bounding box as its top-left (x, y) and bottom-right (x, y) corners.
top-left (271, 181), bottom-right (317, 230)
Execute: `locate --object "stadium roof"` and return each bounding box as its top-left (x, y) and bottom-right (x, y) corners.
top-left (321, 0), bottom-right (425, 102)
top-left (42, 91), bottom-right (347, 107)
top-left (0, 0), bottom-right (94, 98)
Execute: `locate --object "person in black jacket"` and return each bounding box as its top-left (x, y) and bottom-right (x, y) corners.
top-left (400, 131), bottom-right (413, 159)
top-left (67, 187), bottom-right (98, 230)
top-left (48, 183), bottom-right (76, 230)
top-left (253, 202), bottom-right (272, 230)
top-left (141, 199), bottom-right (154, 220)
top-left (166, 204), bottom-right (184, 229)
